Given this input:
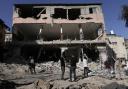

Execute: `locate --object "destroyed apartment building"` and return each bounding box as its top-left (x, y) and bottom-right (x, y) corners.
top-left (12, 3), bottom-right (115, 67)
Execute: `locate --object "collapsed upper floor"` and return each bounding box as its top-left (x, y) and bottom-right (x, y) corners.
top-left (13, 3), bottom-right (104, 24)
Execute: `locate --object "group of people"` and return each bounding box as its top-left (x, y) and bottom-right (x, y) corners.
top-left (60, 52), bottom-right (90, 82)
top-left (27, 53), bottom-right (90, 82)
top-left (27, 52), bottom-right (128, 82)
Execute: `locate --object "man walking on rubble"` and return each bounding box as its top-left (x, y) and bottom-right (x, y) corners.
top-left (28, 56), bottom-right (36, 74)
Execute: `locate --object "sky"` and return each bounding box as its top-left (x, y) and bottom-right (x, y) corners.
top-left (0, 0), bottom-right (128, 38)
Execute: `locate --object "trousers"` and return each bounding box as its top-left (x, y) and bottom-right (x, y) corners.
top-left (70, 66), bottom-right (76, 81)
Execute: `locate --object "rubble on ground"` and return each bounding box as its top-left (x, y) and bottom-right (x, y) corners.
top-left (0, 61), bottom-right (127, 79)
top-left (0, 61), bottom-right (128, 89)
top-left (17, 79), bottom-right (50, 89)
top-left (16, 76), bottom-right (128, 89)
top-left (0, 63), bottom-right (28, 80)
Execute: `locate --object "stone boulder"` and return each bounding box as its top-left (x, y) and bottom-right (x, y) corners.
top-left (17, 79), bottom-right (50, 89)
top-left (34, 79), bottom-right (50, 89)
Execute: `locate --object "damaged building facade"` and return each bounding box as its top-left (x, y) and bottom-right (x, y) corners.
top-left (12, 3), bottom-right (112, 68)
top-left (107, 34), bottom-right (127, 60)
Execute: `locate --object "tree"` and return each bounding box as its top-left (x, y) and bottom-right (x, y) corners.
top-left (121, 5), bottom-right (128, 27)
top-left (0, 19), bottom-right (6, 47)
top-left (0, 19), bottom-right (8, 62)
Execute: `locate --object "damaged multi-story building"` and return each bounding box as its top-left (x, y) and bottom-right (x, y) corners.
top-left (107, 33), bottom-right (127, 60)
top-left (12, 3), bottom-right (112, 68)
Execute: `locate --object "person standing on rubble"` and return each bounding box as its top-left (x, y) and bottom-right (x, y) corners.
top-left (60, 52), bottom-right (65, 79)
top-left (28, 56), bottom-right (36, 74)
top-left (83, 54), bottom-right (89, 78)
top-left (69, 54), bottom-right (77, 82)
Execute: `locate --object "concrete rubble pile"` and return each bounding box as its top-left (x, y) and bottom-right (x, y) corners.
top-left (0, 61), bottom-right (123, 80)
top-left (0, 61), bottom-right (67, 80)
top-left (16, 79), bottom-right (50, 89)
top-left (0, 63), bottom-right (28, 79)
top-left (36, 61), bottom-right (101, 75)
top-left (0, 62), bottom-right (57, 76)
top-left (36, 61), bottom-right (62, 74)
top-left (16, 76), bottom-right (128, 89)
top-left (0, 61), bottom-right (128, 89)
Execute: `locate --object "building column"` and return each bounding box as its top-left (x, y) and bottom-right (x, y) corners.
top-left (79, 24), bottom-right (84, 41)
top-left (60, 25), bottom-right (63, 40)
top-left (38, 28), bottom-right (43, 40)
top-left (81, 48), bottom-right (84, 61)
top-left (97, 46), bottom-right (108, 70)
top-left (66, 9), bottom-right (69, 19)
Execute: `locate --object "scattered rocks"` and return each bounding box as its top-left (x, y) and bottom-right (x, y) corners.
top-left (36, 61), bottom-right (61, 74)
top-left (17, 79), bottom-right (50, 89)
top-left (34, 79), bottom-right (50, 89)
top-left (0, 63), bottom-right (28, 79)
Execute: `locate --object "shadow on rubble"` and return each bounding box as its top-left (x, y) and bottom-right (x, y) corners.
top-left (0, 79), bottom-right (33, 89)
top-left (102, 82), bottom-right (128, 89)
top-left (0, 80), bottom-right (16, 89)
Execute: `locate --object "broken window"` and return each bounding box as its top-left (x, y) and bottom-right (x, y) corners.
top-left (32, 8), bottom-right (46, 19)
top-left (18, 7), bottom-right (33, 18)
top-left (52, 8), bottom-right (66, 19)
top-left (52, 8), bottom-right (80, 20)
top-left (17, 6), bottom-right (46, 19)
top-left (68, 9), bottom-right (80, 20)
top-left (89, 8), bottom-right (93, 14)
top-left (89, 7), bottom-right (97, 14)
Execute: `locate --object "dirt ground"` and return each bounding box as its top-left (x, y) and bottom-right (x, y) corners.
top-left (0, 61), bottom-right (128, 89)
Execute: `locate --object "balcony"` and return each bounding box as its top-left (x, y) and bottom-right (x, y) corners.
top-left (13, 13), bottom-right (104, 24)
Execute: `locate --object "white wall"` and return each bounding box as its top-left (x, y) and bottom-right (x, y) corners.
top-left (107, 35), bottom-right (127, 59)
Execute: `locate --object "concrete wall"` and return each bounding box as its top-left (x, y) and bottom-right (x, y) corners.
top-left (107, 34), bottom-right (127, 60)
top-left (125, 39), bottom-right (128, 60)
